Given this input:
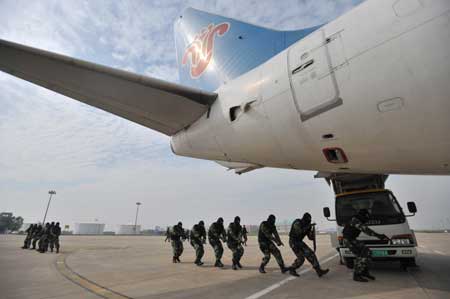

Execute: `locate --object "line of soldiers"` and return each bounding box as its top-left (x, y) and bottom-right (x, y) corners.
top-left (21, 222), bottom-right (61, 253)
top-left (165, 213), bottom-right (329, 277)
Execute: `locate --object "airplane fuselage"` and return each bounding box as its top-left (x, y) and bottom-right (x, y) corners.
top-left (171, 0), bottom-right (450, 175)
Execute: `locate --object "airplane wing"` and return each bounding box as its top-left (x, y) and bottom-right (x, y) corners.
top-left (0, 39), bottom-right (217, 136)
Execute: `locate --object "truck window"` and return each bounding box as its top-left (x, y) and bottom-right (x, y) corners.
top-left (336, 191), bottom-right (405, 226)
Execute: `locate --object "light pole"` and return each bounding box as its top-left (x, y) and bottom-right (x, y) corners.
top-left (42, 190), bottom-right (56, 224)
top-left (134, 202), bottom-right (141, 235)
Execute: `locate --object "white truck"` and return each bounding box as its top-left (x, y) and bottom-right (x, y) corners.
top-left (321, 175), bottom-right (418, 270)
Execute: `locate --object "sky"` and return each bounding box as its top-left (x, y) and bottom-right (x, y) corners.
top-left (1, 0), bottom-right (450, 231)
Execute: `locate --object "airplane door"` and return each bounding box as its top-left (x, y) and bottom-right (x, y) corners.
top-left (288, 29), bottom-right (346, 121)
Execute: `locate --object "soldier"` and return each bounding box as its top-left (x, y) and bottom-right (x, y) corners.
top-left (190, 220), bottom-right (207, 266)
top-left (242, 225), bottom-right (248, 246)
top-left (31, 224), bottom-right (42, 250)
top-left (288, 213), bottom-right (329, 277)
top-left (343, 209), bottom-right (389, 282)
top-left (208, 217), bottom-right (227, 267)
top-left (258, 214), bottom-right (289, 274)
top-left (49, 222), bottom-right (61, 253)
top-left (168, 222), bottom-right (187, 263)
top-left (22, 224), bottom-right (35, 249)
top-left (227, 216), bottom-right (245, 270)
top-left (38, 222), bottom-right (52, 253)
top-left (165, 227), bottom-right (170, 242)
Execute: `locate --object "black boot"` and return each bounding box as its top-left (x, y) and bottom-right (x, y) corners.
top-left (232, 263), bottom-right (238, 270)
top-left (353, 274), bottom-right (369, 282)
top-left (214, 260), bottom-right (221, 267)
top-left (217, 260), bottom-right (224, 268)
top-left (259, 264), bottom-right (266, 274)
top-left (281, 266), bottom-right (289, 274)
top-left (176, 257), bottom-right (181, 263)
top-left (315, 268), bottom-right (330, 277)
top-left (172, 257), bottom-right (177, 263)
top-left (362, 270), bottom-right (375, 280)
top-left (237, 261), bottom-right (243, 269)
top-left (289, 268), bottom-right (300, 277)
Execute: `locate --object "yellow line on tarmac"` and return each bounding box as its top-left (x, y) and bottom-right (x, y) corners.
top-left (55, 253), bottom-right (132, 299)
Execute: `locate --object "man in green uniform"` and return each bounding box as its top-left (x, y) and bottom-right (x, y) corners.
top-left (242, 225), bottom-right (248, 246)
top-left (258, 214), bottom-right (289, 274)
top-left (288, 213), bottom-right (329, 277)
top-left (227, 216), bottom-right (245, 270)
top-left (169, 222), bottom-right (186, 263)
top-left (208, 217), bottom-right (227, 267)
top-left (38, 223), bottom-right (51, 253)
top-left (343, 209), bottom-right (389, 282)
top-left (31, 224), bottom-right (42, 250)
top-left (49, 222), bottom-right (61, 253)
top-left (190, 220), bottom-right (207, 266)
top-left (22, 224), bottom-right (35, 249)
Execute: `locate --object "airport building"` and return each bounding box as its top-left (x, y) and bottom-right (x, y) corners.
top-left (116, 224), bottom-right (141, 235)
top-left (74, 223), bottom-right (105, 235)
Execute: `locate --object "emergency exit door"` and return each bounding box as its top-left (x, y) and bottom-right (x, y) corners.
top-left (288, 29), bottom-right (346, 121)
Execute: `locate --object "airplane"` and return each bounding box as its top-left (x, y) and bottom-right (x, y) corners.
top-left (0, 0), bottom-right (449, 194)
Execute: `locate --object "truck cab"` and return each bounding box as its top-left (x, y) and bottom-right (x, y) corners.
top-left (323, 187), bottom-right (418, 269)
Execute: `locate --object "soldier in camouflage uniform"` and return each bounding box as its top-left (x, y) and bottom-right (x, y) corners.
top-left (343, 209), bottom-right (389, 282)
top-left (31, 224), bottom-right (42, 250)
top-left (22, 224), bottom-right (35, 249)
top-left (49, 222), bottom-right (61, 253)
top-left (258, 214), bottom-right (289, 274)
top-left (288, 213), bottom-right (329, 277)
top-left (38, 223), bottom-right (51, 253)
top-left (227, 216), bottom-right (245, 270)
top-left (190, 220), bottom-right (207, 266)
top-left (208, 217), bottom-right (227, 267)
top-left (169, 222), bottom-right (186, 263)
top-left (242, 225), bottom-right (248, 246)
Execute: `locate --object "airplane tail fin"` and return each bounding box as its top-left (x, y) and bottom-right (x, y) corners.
top-left (174, 7), bottom-right (321, 91)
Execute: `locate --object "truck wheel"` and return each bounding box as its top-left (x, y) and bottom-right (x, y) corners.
top-left (344, 257), bottom-right (354, 269)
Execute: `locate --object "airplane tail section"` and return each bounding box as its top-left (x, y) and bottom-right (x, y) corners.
top-left (175, 7), bottom-right (321, 91)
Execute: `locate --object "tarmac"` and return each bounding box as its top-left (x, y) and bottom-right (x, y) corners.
top-left (1, 233), bottom-right (449, 299)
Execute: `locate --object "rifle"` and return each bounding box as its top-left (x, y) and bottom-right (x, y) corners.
top-left (310, 223), bottom-right (317, 252)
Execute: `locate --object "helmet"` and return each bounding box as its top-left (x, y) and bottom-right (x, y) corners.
top-left (199, 220), bottom-right (205, 226)
top-left (177, 221), bottom-right (183, 227)
top-left (234, 216), bottom-right (241, 224)
top-left (267, 214), bottom-right (276, 225)
top-left (217, 217), bottom-right (224, 224)
top-left (302, 212), bottom-right (312, 225)
top-left (357, 209), bottom-right (370, 222)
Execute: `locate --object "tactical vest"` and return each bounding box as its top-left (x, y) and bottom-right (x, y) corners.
top-left (342, 221), bottom-right (361, 240)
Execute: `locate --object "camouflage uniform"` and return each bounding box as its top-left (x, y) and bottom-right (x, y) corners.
top-left (190, 221), bottom-right (206, 265)
top-left (343, 209), bottom-right (388, 282)
top-left (289, 213), bottom-right (328, 277)
top-left (22, 224), bottom-right (35, 249)
top-left (169, 222), bottom-right (186, 263)
top-left (258, 215), bottom-right (288, 274)
top-left (38, 223), bottom-right (52, 253)
top-left (49, 223), bottom-right (61, 253)
top-left (242, 225), bottom-right (248, 246)
top-left (208, 217), bottom-right (227, 267)
top-left (227, 216), bottom-right (244, 270)
top-left (31, 225), bottom-right (42, 249)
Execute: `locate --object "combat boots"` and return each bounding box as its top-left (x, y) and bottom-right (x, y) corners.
top-left (280, 265), bottom-right (289, 274)
top-left (172, 257), bottom-right (177, 263)
top-left (362, 270), bottom-right (375, 280)
top-left (353, 274), bottom-right (369, 282)
top-left (315, 267), bottom-right (330, 277)
top-left (289, 268), bottom-right (300, 277)
top-left (214, 260), bottom-right (224, 267)
top-left (236, 261), bottom-right (243, 269)
top-left (259, 264), bottom-right (266, 274)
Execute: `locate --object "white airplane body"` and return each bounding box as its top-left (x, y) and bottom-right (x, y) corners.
top-left (1, 0), bottom-right (449, 182)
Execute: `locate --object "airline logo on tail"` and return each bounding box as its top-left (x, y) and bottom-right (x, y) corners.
top-left (182, 22), bottom-right (230, 78)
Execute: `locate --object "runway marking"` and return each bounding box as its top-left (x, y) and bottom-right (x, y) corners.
top-left (433, 250), bottom-right (445, 256)
top-left (244, 253), bottom-right (338, 299)
top-left (55, 253), bottom-right (133, 299)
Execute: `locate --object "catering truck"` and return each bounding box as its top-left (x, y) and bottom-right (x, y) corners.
top-left (321, 174), bottom-right (418, 269)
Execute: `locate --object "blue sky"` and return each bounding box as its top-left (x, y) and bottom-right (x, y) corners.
top-left (1, 0), bottom-right (450, 231)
